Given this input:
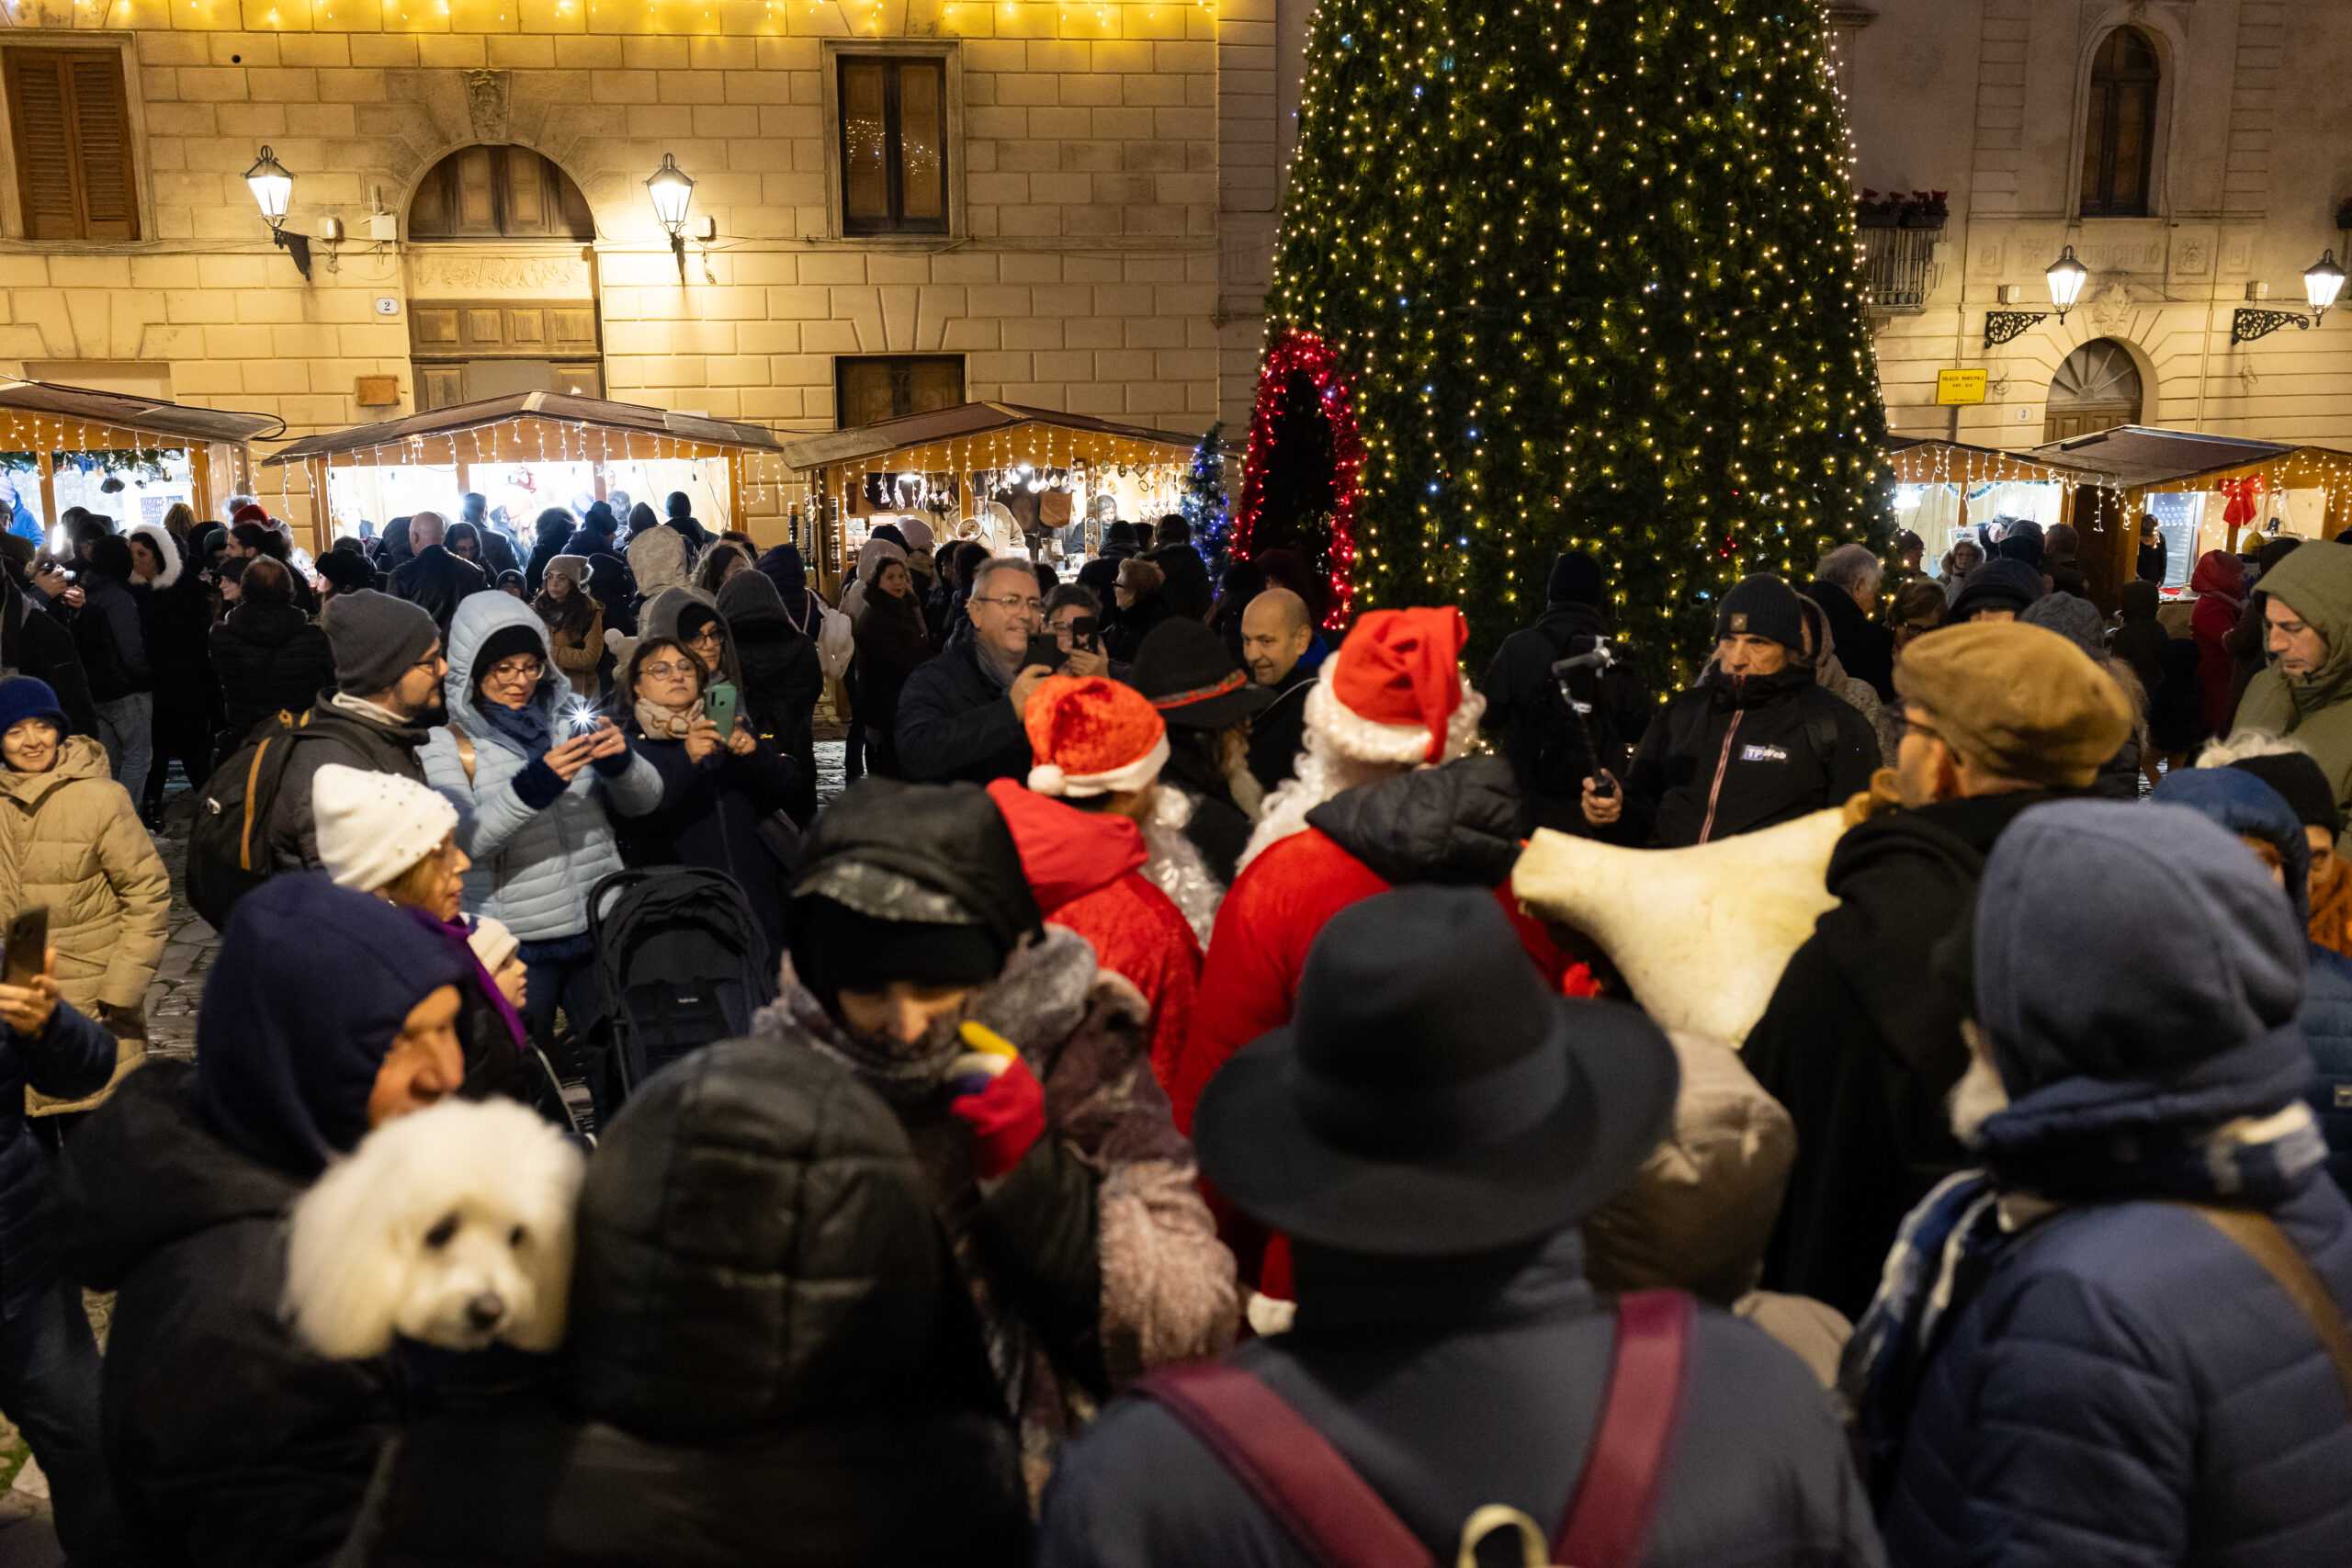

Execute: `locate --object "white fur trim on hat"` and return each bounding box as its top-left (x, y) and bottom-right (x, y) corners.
top-left (1026, 732), bottom-right (1171, 798)
top-left (1301, 657), bottom-right (1487, 767)
top-left (311, 762), bottom-right (459, 893)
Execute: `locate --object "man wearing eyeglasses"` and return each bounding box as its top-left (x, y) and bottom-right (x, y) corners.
top-left (1742, 620), bottom-right (2131, 1321)
top-left (263, 589), bottom-right (452, 873)
top-left (896, 556), bottom-right (1054, 784)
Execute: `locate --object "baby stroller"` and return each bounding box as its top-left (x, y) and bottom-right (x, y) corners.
top-left (589, 866), bottom-right (777, 1104)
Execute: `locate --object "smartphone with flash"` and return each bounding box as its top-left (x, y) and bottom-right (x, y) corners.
top-left (2, 907), bottom-right (48, 987)
top-left (703, 681), bottom-right (739, 738)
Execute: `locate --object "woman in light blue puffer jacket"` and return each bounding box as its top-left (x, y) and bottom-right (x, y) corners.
top-left (421, 593), bottom-right (661, 1114)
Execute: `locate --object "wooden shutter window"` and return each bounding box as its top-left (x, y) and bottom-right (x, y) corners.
top-left (4, 48), bottom-right (139, 243)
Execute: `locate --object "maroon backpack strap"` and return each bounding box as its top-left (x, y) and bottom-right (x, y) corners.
top-left (1135, 1359), bottom-right (1437, 1568)
top-left (1553, 1290), bottom-right (1695, 1568)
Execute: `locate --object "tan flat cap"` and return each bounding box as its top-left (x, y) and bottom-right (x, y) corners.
top-left (1894, 622), bottom-right (2132, 789)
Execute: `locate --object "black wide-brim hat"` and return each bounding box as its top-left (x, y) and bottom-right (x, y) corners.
top-left (1132, 618), bottom-right (1273, 730)
top-left (1193, 886), bottom-right (1679, 1258)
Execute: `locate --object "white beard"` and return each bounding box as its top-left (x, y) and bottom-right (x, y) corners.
top-left (1948, 1029), bottom-right (2011, 1148)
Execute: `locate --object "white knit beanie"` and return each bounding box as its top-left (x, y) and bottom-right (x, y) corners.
top-left (311, 763), bottom-right (459, 893)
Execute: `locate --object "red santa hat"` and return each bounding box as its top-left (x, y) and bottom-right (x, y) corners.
top-left (1023, 674), bottom-right (1170, 797)
top-left (1305, 606), bottom-right (1478, 765)
top-left (232, 503), bottom-right (272, 525)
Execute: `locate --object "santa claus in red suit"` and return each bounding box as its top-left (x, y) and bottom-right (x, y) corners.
top-left (1174, 607), bottom-right (1576, 1296)
top-left (986, 675), bottom-right (1204, 1091)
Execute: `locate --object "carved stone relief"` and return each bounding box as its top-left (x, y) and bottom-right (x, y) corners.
top-left (464, 70), bottom-right (511, 142)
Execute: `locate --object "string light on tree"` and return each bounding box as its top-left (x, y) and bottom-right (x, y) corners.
top-left (1252, 0), bottom-right (1894, 678)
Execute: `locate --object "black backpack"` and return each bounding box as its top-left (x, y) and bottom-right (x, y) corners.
top-left (186, 710), bottom-right (318, 931)
top-left (589, 866), bottom-right (776, 1103)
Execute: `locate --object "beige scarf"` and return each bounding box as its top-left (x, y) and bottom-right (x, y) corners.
top-left (634, 695), bottom-right (703, 739)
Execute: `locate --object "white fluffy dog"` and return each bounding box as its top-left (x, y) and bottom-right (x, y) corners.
top-left (285, 1098), bottom-right (584, 1358)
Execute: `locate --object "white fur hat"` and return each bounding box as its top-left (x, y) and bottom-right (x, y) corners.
top-left (311, 763), bottom-right (458, 893)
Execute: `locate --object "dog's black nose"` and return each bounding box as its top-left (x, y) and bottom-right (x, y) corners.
top-left (466, 1292), bottom-right (505, 1330)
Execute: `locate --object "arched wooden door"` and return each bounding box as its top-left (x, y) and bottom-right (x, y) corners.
top-left (2044, 339), bottom-right (2143, 444)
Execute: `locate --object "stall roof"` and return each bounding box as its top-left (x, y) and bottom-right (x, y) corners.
top-left (1884, 436), bottom-right (2086, 485)
top-left (0, 378), bottom-right (281, 446)
top-left (261, 392), bottom-right (787, 466)
top-left (779, 400), bottom-right (1206, 473)
top-left (2025, 426), bottom-right (2297, 489)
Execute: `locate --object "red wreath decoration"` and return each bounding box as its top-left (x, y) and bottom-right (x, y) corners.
top-left (1235, 330), bottom-right (1363, 629)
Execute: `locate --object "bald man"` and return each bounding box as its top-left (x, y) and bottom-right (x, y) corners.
top-left (387, 507), bottom-right (487, 638)
top-left (1242, 587), bottom-right (1319, 792)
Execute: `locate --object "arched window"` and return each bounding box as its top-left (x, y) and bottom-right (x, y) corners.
top-left (2081, 28), bottom-right (2159, 218)
top-left (407, 145), bottom-right (594, 241)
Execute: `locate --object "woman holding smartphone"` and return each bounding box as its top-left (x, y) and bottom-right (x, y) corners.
top-left (610, 636), bottom-right (797, 969)
top-left (418, 595), bottom-right (662, 1120)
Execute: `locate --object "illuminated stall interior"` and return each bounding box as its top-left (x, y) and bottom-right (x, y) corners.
top-left (0, 381), bottom-right (278, 547)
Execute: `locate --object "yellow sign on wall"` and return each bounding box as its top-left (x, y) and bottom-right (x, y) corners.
top-left (1936, 369), bottom-right (1990, 406)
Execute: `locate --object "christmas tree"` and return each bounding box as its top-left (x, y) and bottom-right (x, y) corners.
top-left (1253, 0), bottom-right (1893, 677)
top-left (1181, 422), bottom-right (1234, 568)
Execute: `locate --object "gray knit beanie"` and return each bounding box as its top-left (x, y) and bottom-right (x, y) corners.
top-left (323, 590), bottom-right (440, 696)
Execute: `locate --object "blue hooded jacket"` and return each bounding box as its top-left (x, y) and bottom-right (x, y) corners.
top-left (1881, 802), bottom-right (2352, 1567)
top-left (2154, 766), bottom-right (2352, 1194)
top-left (191, 871), bottom-right (475, 1179)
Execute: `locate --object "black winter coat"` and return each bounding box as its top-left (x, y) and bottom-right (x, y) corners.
top-left (131, 533), bottom-right (217, 717)
top-left (579, 536), bottom-right (637, 637)
top-left (1104, 592), bottom-right (1173, 665)
top-left (389, 546), bottom-right (488, 638)
top-left (895, 626), bottom-right (1031, 785)
top-left (54, 1064), bottom-right (397, 1568)
top-left (0, 999), bottom-right (117, 1317)
top-left (1037, 1231), bottom-right (1883, 1568)
top-left (615, 721), bottom-right (797, 964)
top-left (728, 602), bottom-right (823, 825)
top-left (0, 573), bottom-right (96, 735)
top-left (1147, 543), bottom-right (1213, 622)
top-left (1744, 790), bottom-right (2052, 1320)
top-left (1479, 603), bottom-right (1654, 837)
top-left (1804, 580), bottom-right (1895, 703)
top-left (72, 570), bottom-right (148, 701)
top-left (262, 697), bottom-right (434, 871)
top-left (1245, 661), bottom-right (1317, 795)
top-left (338, 1041), bottom-right (1030, 1568)
top-left (1619, 665), bottom-right (1878, 849)
top-left (211, 603), bottom-right (336, 745)
top-left (854, 590), bottom-right (933, 743)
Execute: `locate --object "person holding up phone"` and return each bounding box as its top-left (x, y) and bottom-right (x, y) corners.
top-left (0, 677), bottom-right (169, 1131)
top-left (0, 926), bottom-right (135, 1566)
top-left (897, 556), bottom-right (1055, 786)
top-left (418, 596), bottom-right (664, 1122)
top-left (611, 636), bottom-right (798, 968)
top-left (1045, 584), bottom-right (1114, 680)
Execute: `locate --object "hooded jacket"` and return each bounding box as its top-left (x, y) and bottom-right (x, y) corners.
top-left (2237, 540), bottom-right (2352, 852)
top-left (388, 543), bottom-right (488, 639)
top-left (336, 1041), bottom-right (1032, 1568)
top-left (638, 585), bottom-right (741, 687)
top-left (521, 514), bottom-right (574, 596)
top-left (128, 520), bottom-right (214, 711)
top-left (2190, 549), bottom-right (2248, 737)
top-left (0, 571), bottom-right (96, 737)
top-left (1746, 790), bottom-right (2053, 1318)
top-left (574, 523), bottom-right (637, 637)
top-left (0, 734), bottom-right (168, 1014)
top-left (419, 595), bottom-right (662, 942)
top-left (756, 542), bottom-right (825, 631)
top-left (1038, 1228), bottom-right (1883, 1568)
top-left (627, 525), bottom-right (689, 604)
top-left (896, 621), bottom-right (1035, 786)
top-left (718, 568), bottom-right (822, 821)
top-left (1618, 663), bottom-right (1879, 849)
top-left (71, 554), bottom-right (149, 702)
top-left (54, 877), bottom-right (475, 1567)
top-left (210, 599), bottom-right (336, 742)
top-left (1878, 803), bottom-right (2352, 1567)
top-left (987, 781), bottom-right (1204, 1090)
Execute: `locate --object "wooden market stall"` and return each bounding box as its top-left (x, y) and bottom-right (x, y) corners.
top-left (2021, 427), bottom-right (2346, 603)
top-left (259, 392), bottom-right (792, 557)
top-left (1885, 437), bottom-right (2091, 560)
top-left (0, 379), bottom-right (280, 539)
top-left (780, 401), bottom-right (1210, 596)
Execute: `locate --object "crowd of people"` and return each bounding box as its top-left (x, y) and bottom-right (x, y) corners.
top-left (0, 487), bottom-right (2342, 1567)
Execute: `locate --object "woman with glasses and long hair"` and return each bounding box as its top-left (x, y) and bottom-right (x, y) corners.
top-left (610, 636), bottom-right (798, 967)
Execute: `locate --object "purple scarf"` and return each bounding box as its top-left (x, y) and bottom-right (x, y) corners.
top-left (401, 906), bottom-right (529, 1056)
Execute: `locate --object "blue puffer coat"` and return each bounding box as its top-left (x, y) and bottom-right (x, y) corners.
top-left (1879, 802), bottom-right (2352, 1567)
top-left (421, 594), bottom-right (662, 942)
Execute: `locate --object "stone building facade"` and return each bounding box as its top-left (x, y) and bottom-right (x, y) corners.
top-left (1838, 0), bottom-right (2350, 450)
top-left (0, 0), bottom-right (1286, 495)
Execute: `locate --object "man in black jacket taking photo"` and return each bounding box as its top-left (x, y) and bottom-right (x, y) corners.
top-left (1587, 574), bottom-right (1876, 848)
top-left (1481, 551), bottom-right (1653, 837)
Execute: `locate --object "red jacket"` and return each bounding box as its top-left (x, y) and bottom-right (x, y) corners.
top-left (986, 781), bottom-right (1202, 1089)
top-left (2190, 551), bottom-right (2247, 738)
top-left (1173, 825), bottom-right (1571, 1136)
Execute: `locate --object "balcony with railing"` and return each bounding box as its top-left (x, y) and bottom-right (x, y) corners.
top-left (1857, 190), bottom-right (1947, 316)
